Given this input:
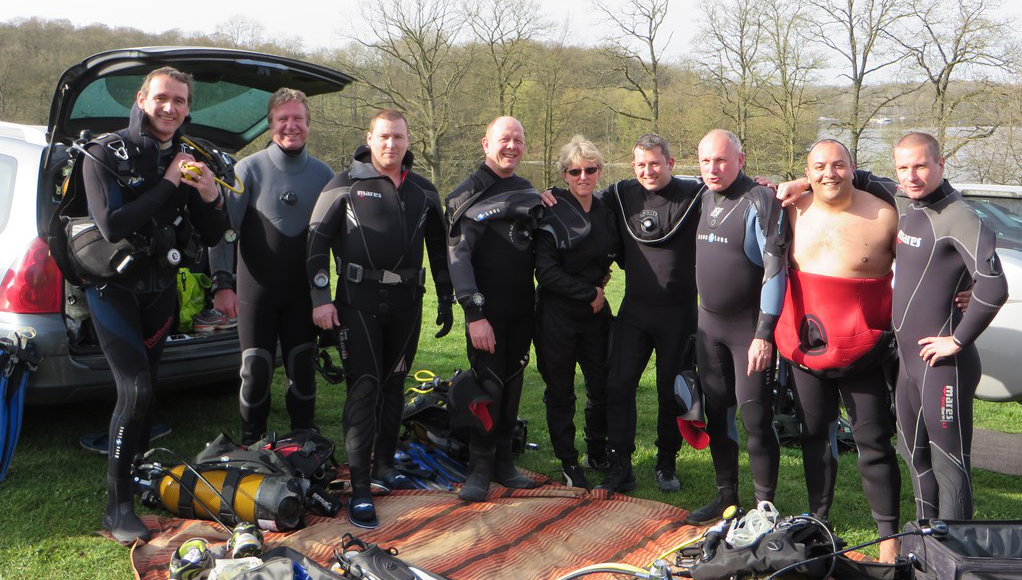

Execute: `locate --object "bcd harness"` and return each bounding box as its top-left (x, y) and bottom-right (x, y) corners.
top-left (48, 131), bottom-right (232, 287)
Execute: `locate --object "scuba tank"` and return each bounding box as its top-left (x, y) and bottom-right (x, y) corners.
top-left (134, 461), bottom-right (309, 532)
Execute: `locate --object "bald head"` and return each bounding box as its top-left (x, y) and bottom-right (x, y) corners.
top-left (482, 116), bottom-right (526, 178)
top-left (895, 132), bottom-right (942, 164)
top-left (807, 139), bottom-right (852, 165)
top-left (698, 129), bottom-right (745, 192)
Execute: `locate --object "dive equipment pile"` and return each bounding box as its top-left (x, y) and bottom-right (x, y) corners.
top-left (554, 501), bottom-right (925, 579)
top-left (0, 331), bottom-right (40, 482)
top-left (402, 369), bottom-right (532, 463)
top-left (165, 533), bottom-right (452, 580)
top-left (133, 430), bottom-right (343, 532)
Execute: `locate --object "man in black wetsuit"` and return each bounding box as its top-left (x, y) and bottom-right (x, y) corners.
top-left (446, 116), bottom-right (544, 502)
top-left (598, 134), bottom-right (705, 493)
top-left (889, 132), bottom-right (1007, 519)
top-left (83, 67), bottom-right (227, 543)
top-left (307, 110), bottom-right (453, 528)
top-left (209, 88), bottom-right (334, 445)
top-left (686, 130), bottom-right (785, 523)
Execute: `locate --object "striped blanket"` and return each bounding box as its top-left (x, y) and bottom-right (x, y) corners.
top-left (124, 484), bottom-right (706, 579)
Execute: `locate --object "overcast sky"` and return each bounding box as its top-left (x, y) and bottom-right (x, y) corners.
top-left (6, 0), bottom-right (1021, 67)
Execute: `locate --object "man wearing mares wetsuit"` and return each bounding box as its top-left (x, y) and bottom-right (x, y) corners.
top-left (774, 139), bottom-right (901, 562)
top-left (308, 110), bottom-right (454, 528)
top-left (686, 130), bottom-right (785, 524)
top-left (446, 116), bottom-right (544, 502)
top-left (210, 88), bottom-right (334, 446)
top-left (890, 133), bottom-right (1007, 519)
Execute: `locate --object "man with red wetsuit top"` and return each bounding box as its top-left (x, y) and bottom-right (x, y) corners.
top-left (774, 139), bottom-right (902, 562)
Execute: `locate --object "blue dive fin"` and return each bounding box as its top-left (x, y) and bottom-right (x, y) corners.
top-left (0, 366), bottom-right (27, 481)
top-left (0, 336), bottom-right (38, 482)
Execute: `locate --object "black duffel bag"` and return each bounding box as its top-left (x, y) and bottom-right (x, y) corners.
top-left (902, 519), bottom-right (1022, 580)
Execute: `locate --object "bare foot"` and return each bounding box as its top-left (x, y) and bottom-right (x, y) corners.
top-left (878, 537), bottom-right (900, 563)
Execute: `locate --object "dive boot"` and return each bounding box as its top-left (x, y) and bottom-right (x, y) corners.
top-left (348, 483), bottom-right (379, 529)
top-left (373, 467), bottom-right (415, 491)
top-left (562, 462), bottom-right (591, 490)
top-left (685, 484), bottom-right (740, 525)
top-left (492, 440), bottom-right (539, 489)
top-left (585, 451), bottom-right (611, 472)
top-left (104, 475), bottom-right (151, 545)
top-left (458, 444), bottom-right (494, 502)
top-left (654, 454), bottom-right (681, 492)
top-left (596, 451), bottom-right (636, 493)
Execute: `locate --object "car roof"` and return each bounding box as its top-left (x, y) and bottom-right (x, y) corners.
top-left (48, 47), bottom-right (353, 152)
top-left (954, 183), bottom-right (1022, 199)
top-left (0, 122), bottom-right (48, 146)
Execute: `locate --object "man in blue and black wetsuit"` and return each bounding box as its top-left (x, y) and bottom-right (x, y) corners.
top-left (889, 133), bottom-right (1006, 519)
top-left (307, 110), bottom-right (453, 528)
top-left (209, 88), bottom-right (334, 445)
top-left (84, 67), bottom-right (228, 544)
top-left (686, 130), bottom-right (785, 523)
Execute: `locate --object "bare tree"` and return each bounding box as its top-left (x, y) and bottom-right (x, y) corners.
top-left (529, 32), bottom-right (592, 186)
top-left (466, 0), bottom-right (547, 116)
top-left (759, 0), bottom-right (825, 178)
top-left (595, 0), bottom-right (672, 133)
top-left (896, 0), bottom-right (1016, 157)
top-left (351, 0), bottom-right (472, 185)
top-left (809, 0), bottom-right (917, 163)
top-left (213, 16), bottom-right (266, 48)
top-left (696, 0), bottom-right (766, 145)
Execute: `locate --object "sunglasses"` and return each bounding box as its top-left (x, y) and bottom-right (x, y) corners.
top-left (566, 166), bottom-right (600, 177)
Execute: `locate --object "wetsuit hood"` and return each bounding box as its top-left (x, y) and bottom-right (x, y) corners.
top-left (350, 144), bottom-right (415, 181)
top-left (126, 102), bottom-right (189, 150)
top-left (538, 187), bottom-right (592, 249)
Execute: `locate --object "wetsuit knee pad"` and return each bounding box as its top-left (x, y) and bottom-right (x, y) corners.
top-left (738, 400), bottom-right (773, 434)
top-left (285, 342), bottom-right (317, 401)
top-left (239, 348), bottom-right (274, 409)
top-left (345, 375), bottom-right (380, 405)
top-left (125, 372), bottom-right (154, 423)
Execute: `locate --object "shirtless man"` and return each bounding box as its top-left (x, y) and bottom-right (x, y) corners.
top-left (774, 139), bottom-right (901, 562)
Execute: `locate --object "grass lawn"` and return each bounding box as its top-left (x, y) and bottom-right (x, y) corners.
top-left (1, 264), bottom-right (1020, 579)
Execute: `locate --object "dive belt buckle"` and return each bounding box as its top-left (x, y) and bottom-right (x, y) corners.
top-left (380, 270), bottom-right (402, 284)
top-left (345, 263), bottom-right (364, 284)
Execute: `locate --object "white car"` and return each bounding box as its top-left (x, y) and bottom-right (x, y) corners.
top-left (956, 183), bottom-right (1022, 402)
top-left (0, 47), bottom-right (352, 404)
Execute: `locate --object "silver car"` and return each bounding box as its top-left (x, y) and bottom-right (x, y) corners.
top-left (956, 184), bottom-right (1022, 403)
top-left (0, 47), bottom-right (351, 404)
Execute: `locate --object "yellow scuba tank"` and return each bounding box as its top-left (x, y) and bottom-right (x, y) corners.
top-left (151, 464), bottom-right (308, 532)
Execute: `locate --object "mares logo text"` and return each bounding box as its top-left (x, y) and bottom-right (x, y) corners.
top-left (357, 190), bottom-right (383, 199)
top-left (897, 230), bottom-right (922, 248)
top-left (940, 385), bottom-right (955, 427)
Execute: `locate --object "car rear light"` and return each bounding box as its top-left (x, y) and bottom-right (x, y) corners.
top-left (0, 236), bottom-right (63, 314)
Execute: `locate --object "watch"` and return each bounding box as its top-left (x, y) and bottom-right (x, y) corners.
top-left (470, 293), bottom-right (485, 308)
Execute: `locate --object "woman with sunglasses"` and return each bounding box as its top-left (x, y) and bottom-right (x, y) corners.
top-left (535, 135), bottom-right (621, 489)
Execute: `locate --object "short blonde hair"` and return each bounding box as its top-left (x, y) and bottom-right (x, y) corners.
top-left (267, 88), bottom-right (310, 123)
top-left (557, 135), bottom-right (605, 172)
